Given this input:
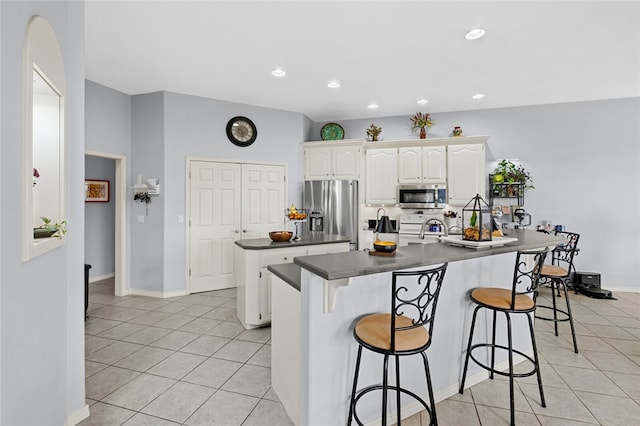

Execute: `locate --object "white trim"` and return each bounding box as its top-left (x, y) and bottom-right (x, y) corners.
top-left (63, 404), bottom-right (89, 426)
top-left (85, 150), bottom-right (128, 297)
top-left (88, 272), bottom-right (114, 283)
top-left (130, 288), bottom-right (188, 299)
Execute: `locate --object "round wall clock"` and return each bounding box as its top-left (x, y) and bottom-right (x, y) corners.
top-left (320, 122), bottom-right (345, 141)
top-left (226, 116), bottom-right (257, 147)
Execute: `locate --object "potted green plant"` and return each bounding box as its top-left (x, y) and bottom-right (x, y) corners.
top-left (492, 160), bottom-right (534, 193)
top-left (409, 112), bottom-right (434, 139)
top-left (34, 216), bottom-right (67, 238)
top-left (366, 123), bottom-right (382, 141)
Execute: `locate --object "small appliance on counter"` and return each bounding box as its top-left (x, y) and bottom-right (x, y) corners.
top-left (513, 208), bottom-right (531, 229)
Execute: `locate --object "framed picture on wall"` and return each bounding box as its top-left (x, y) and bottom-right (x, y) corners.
top-left (85, 179), bottom-right (110, 202)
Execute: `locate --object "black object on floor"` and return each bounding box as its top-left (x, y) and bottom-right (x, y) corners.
top-left (84, 264), bottom-right (92, 320)
top-left (575, 271), bottom-right (616, 300)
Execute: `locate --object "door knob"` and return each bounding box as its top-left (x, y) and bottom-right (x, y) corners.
top-left (234, 230), bottom-right (240, 233)
top-left (243, 229), bottom-right (248, 233)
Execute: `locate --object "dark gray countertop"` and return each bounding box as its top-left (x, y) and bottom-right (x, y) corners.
top-left (268, 263), bottom-right (302, 291)
top-left (235, 234), bottom-right (351, 250)
top-left (293, 230), bottom-right (565, 281)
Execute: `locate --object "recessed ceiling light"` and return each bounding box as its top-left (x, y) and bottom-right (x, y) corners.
top-left (328, 80), bottom-right (341, 89)
top-left (417, 98), bottom-right (429, 105)
top-left (465, 28), bottom-right (486, 40)
top-left (367, 103), bottom-right (379, 110)
top-left (472, 93), bottom-right (486, 100)
top-left (271, 68), bottom-right (286, 78)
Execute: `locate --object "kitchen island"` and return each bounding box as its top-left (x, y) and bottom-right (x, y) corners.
top-left (269, 230), bottom-right (566, 425)
top-left (234, 234), bottom-right (350, 329)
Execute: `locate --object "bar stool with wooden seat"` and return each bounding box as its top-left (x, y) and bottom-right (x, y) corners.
top-left (347, 263), bottom-right (448, 426)
top-left (535, 231), bottom-right (580, 353)
top-left (459, 249), bottom-right (548, 426)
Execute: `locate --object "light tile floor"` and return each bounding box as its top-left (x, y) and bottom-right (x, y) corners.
top-left (82, 280), bottom-right (640, 425)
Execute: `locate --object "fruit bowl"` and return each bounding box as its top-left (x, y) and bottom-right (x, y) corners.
top-left (269, 231), bottom-right (293, 242)
top-left (373, 240), bottom-right (397, 252)
top-left (286, 208), bottom-right (308, 220)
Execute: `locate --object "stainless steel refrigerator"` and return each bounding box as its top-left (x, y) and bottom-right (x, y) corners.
top-left (303, 180), bottom-right (358, 251)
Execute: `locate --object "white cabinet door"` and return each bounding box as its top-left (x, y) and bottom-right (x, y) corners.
top-left (190, 161), bottom-right (241, 292)
top-left (241, 164), bottom-right (286, 239)
top-left (365, 148), bottom-right (398, 204)
top-left (398, 147), bottom-right (421, 183)
top-left (447, 143), bottom-right (485, 205)
top-left (304, 147), bottom-right (331, 180)
top-left (422, 146), bottom-right (447, 183)
top-left (190, 161), bottom-right (286, 294)
top-left (332, 145), bottom-right (361, 179)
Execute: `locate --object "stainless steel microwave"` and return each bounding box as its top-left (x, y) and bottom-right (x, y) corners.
top-left (397, 184), bottom-right (447, 209)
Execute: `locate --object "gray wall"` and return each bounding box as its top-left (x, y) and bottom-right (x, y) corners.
top-left (85, 80), bottom-right (131, 156)
top-left (313, 97), bottom-right (640, 290)
top-left (84, 156), bottom-right (116, 279)
top-left (1, 1), bottom-right (86, 424)
top-left (162, 92), bottom-right (305, 294)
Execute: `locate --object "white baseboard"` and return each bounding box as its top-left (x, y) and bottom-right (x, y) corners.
top-left (88, 272), bottom-right (115, 283)
top-left (63, 404), bottom-right (90, 426)
top-left (130, 288), bottom-right (188, 299)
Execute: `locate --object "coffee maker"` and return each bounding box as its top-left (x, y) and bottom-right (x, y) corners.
top-left (513, 208), bottom-right (531, 229)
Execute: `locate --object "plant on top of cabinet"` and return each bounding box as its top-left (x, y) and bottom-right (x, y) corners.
top-left (492, 160), bottom-right (534, 192)
top-left (366, 123), bottom-right (382, 141)
top-left (410, 112), bottom-right (434, 139)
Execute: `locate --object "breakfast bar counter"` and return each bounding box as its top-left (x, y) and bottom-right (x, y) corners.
top-left (269, 230), bottom-right (566, 425)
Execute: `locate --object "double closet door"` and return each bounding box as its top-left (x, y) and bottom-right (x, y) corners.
top-left (189, 160), bottom-right (286, 293)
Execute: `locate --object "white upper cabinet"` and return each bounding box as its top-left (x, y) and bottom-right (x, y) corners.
top-left (365, 148), bottom-right (398, 204)
top-left (398, 146), bottom-right (446, 184)
top-left (422, 146), bottom-right (447, 183)
top-left (447, 143), bottom-right (486, 205)
top-left (304, 141), bottom-right (363, 180)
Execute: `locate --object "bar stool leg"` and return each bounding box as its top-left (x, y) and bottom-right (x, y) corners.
top-left (459, 305), bottom-right (481, 394)
top-left (421, 351), bottom-right (438, 426)
top-left (550, 280), bottom-right (560, 336)
top-left (490, 310), bottom-right (497, 380)
top-left (382, 354), bottom-right (390, 425)
top-left (347, 345), bottom-right (363, 426)
top-left (527, 312), bottom-right (546, 407)
top-left (505, 312), bottom-right (515, 426)
top-left (396, 355), bottom-right (401, 426)
top-left (561, 279), bottom-right (579, 353)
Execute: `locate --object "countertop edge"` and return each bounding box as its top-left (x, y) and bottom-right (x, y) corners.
top-left (235, 235), bottom-right (351, 250)
top-left (294, 230), bottom-right (566, 281)
top-left (268, 263), bottom-right (301, 291)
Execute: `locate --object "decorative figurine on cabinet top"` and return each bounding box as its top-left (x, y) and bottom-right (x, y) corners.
top-left (452, 126), bottom-right (463, 137)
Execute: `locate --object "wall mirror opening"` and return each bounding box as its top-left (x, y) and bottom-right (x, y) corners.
top-left (23, 16), bottom-right (66, 261)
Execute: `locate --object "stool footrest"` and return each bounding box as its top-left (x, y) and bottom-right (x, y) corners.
top-left (351, 383), bottom-right (434, 426)
top-left (535, 305), bottom-right (571, 322)
top-left (468, 343), bottom-right (538, 379)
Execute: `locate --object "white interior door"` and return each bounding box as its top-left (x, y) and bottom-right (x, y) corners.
top-left (189, 161), bottom-right (241, 292)
top-left (242, 164), bottom-right (286, 238)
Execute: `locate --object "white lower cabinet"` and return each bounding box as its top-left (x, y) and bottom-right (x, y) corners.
top-left (236, 242), bottom-right (349, 329)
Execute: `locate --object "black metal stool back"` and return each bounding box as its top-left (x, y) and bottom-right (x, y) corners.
top-left (536, 231), bottom-right (581, 353)
top-left (509, 249), bottom-right (549, 309)
top-left (348, 263), bottom-right (448, 426)
top-left (550, 231), bottom-right (580, 276)
top-left (390, 265), bottom-right (448, 353)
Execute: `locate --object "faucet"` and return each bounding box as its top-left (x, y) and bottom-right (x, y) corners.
top-left (418, 218), bottom-right (448, 239)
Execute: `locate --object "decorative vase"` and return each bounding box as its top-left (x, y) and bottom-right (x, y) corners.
top-left (419, 127), bottom-right (427, 139)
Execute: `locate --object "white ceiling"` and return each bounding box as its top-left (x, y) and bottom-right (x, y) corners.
top-left (85, 1), bottom-right (640, 122)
